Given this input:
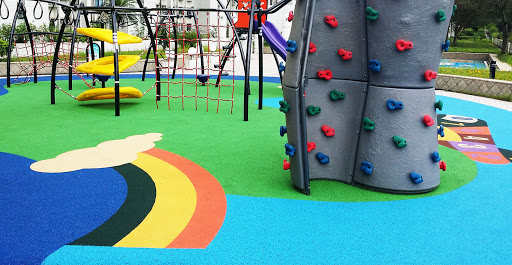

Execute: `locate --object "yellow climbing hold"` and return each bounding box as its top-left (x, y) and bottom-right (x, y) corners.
top-left (75, 55), bottom-right (140, 76)
top-left (77, 28), bottom-right (142, 44)
top-left (76, 87), bottom-right (142, 101)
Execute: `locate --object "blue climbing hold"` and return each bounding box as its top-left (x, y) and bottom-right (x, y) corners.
top-left (316, 152), bottom-right (330, 164)
top-left (360, 161), bottom-right (373, 175)
top-left (279, 62), bottom-right (285, 73)
top-left (387, 99), bottom-right (404, 110)
top-left (442, 40), bottom-right (450, 52)
top-left (438, 125), bottom-right (445, 137)
top-left (410, 172), bottom-right (423, 184)
top-left (280, 126), bottom-right (287, 137)
top-left (432, 151), bottom-right (441, 162)
top-left (94, 74), bottom-right (111, 82)
top-left (286, 40), bottom-right (297, 53)
top-left (197, 74), bottom-right (209, 83)
top-left (285, 143), bottom-right (295, 157)
top-left (368, 59), bottom-right (381, 72)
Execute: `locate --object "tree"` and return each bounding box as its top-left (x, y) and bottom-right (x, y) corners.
top-left (488, 0), bottom-right (512, 54)
top-left (451, 0), bottom-right (488, 46)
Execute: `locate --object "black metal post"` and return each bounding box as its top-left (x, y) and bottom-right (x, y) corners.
top-left (257, 5), bottom-right (263, 110)
top-left (136, 1), bottom-right (161, 101)
top-left (192, 11), bottom-right (205, 75)
top-left (22, 3), bottom-right (37, 83)
top-left (490, 60), bottom-right (496, 79)
top-left (244, 0), bottom-right (256, 121)
top-left (83, 8), bottom-right (96, 86)
top-left (7, 1), bottom-right (23, 88)
top-left (69, 6), bottom-right (83, 91)
top-left (51, 0), bottom-right (77, 104)
top-left (100, 22), bottom-right (106, 88)
top-left (112, 0), bottom-right (120, 116)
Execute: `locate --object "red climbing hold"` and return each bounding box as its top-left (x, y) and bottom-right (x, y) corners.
top-left (439, 161), bottom-right (447, 171)
top-left (283, 159), bottom-right (290, 170)
top-left (396, 39), bottom-right (413, 51)
top-left (307, 142), bottom-right (316, 152)
top-left (309, 42), bottom-right (317, 53)
top-left (423, 115), bottom-right (434, 126)
top-left (318, 69), bottom-right (333, 80)
top-left (321, 125), bottom-right (335, 137)
top-left (425, 70), bottom-right (438, 81)
top-left (287, 11), bottom-right (293, 22)
top-left (338, 49), bottom-right (352, 60)
top-left (324, 15), bottom-right (338, 27)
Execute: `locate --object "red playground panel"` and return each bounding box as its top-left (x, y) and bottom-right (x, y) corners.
top-left (235, 0), bottom-right (267, 28)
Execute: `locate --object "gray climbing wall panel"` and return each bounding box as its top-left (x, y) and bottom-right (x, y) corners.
top-left (281, 0), bottom-right (453, 194)
top-left (366, 0), bottom-right (454, 88)
top-left (306, 0), bottom-right (368, 82)
top-left (305, 79), bottom-right (366, 182)
top-left (352, 87), bottom-right (440, 193)
top-left (283, 85), bottom-right (309, 192)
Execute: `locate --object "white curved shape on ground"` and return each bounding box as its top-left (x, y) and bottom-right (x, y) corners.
top-left (30, 133), bottom-right (163, 173)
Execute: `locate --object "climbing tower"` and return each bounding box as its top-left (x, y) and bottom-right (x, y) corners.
top-left (281, 0), bottom-right (454, 194)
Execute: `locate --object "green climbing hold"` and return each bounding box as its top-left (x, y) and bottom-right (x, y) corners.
top-left (436, 9), bottom-right (447, 22)
top-left (307, 105), bottom-right (321, 116)
top-left (362, 117), bottom-right (375, 131)
top-left (330, 90), bottom-right (345, 101)
top-left (393, 135), bottom-right (407, 148)
top-left (435, 100), bottom-right (444, 111)
top-left (366, 7), bottom-right (379, 20)
top-left (279, 100), bottom-right (290, 113)
top-left (452, 4), bottom-right (457, 17)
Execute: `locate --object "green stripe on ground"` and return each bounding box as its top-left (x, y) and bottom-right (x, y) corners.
top-left (70, 163), bottom-right (156, 246)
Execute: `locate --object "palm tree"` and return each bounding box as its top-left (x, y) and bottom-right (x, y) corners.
top-left (103, 0), bottom-right (139, 29)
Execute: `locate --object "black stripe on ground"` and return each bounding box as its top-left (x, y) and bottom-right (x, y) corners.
top-left (69, 163), bottom-right (156, 246)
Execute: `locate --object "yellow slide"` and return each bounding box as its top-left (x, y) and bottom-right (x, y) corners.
top-left (76, 87), bottom-right (143, 101)
top-left (77, 28), bottom-right (142, 45)
top-left (75, 55), bottom-right (140, 76)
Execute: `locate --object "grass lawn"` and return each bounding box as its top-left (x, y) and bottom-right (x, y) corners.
top-left (448, 38), bottom-right (501, 53)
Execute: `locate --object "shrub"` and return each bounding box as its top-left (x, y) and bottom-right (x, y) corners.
top-left (0, 39), bottom-right (9, 57)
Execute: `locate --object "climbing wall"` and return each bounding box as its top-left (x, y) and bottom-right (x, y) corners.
top-left (281, 0), bottom-right (454, 194)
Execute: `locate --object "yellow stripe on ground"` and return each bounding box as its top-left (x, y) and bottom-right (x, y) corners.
top-left (114, 153), bottom-right (197, 248)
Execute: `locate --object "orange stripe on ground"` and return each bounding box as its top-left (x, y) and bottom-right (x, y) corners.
top-left (144, 148), bottom-right (227, 249)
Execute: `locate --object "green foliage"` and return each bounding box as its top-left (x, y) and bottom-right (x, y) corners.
top-left (461, 28), bottom-right (474, 36)
top-left (446, 38), bottom-right (500, 53)
top-left (0, 39), bottom-right (9, 57)
top-left (475, 28), bottom-right (486, 40)
top-left (488, 23), bottom-right (500, 38)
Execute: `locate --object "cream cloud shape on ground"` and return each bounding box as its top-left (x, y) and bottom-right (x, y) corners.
top-left (30, 133), bottom-right (163, 173)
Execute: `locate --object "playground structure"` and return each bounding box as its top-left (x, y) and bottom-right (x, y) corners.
top-left (5, 0), bottom-right (292, 119)
top-left (4, 0), bottom-right (456, 196)
top-left (280, 0), bottom-right (455, 194)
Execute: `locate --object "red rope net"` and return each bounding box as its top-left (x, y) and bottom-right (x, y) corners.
top-left (154, 11), bottom-right (237, 114)
top-left (10, 33), bottom-right (89, 86)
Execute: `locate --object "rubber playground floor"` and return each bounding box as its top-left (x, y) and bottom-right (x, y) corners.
top-left (1, 74), bottom-right (511, 264)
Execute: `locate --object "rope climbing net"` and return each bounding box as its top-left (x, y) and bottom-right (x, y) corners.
top-left (155, 10), bottom-right (237, 114)
top-left (9, 33), bottom-right (89, 86)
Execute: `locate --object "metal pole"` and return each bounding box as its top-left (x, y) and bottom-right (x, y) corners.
top-left (51, 0), bottom-right (77, 104)
top-left (244, 0), bottom-right (256, 121)
top-left (257, 5), bottom-right (263, 110)
top-left (22, 2), bottom-right (37, 83)
top-left (112, 0), bottom-right (120, 116)
top-left (7, 1), bottom-right (23, 88)
top-left (69, 6), bottom-right (83, 91)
